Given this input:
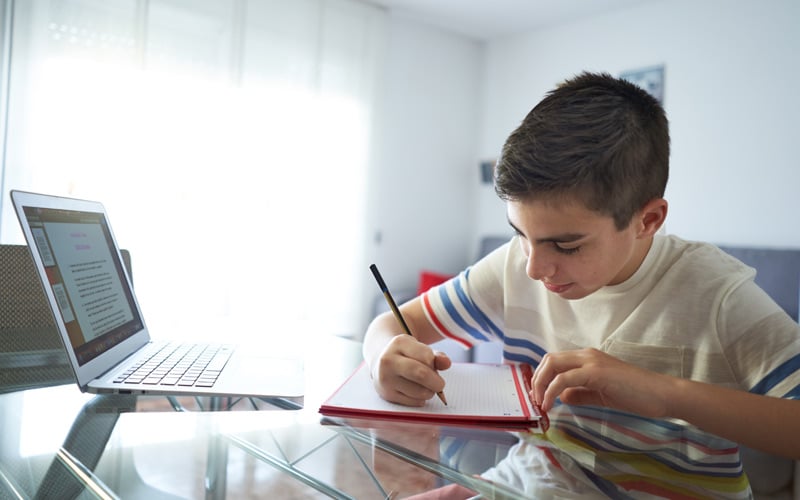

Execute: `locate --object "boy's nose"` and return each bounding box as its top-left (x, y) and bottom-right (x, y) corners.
top-left (526, 249), bottom-right (555, 280)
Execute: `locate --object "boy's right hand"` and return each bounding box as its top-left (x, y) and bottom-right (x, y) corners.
top-left (370, 334), bottom-right (451, 407)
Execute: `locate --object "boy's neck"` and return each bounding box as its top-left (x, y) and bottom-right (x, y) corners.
top-left (612, 235), bottom-right (655, 285)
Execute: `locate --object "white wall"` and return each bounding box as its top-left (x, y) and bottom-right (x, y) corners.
top-left (363, 15), bottom-right (483, 302)
top-left (479, 0), bottom-right (800, 247)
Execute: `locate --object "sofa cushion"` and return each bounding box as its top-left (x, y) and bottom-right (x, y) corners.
top-left (417, 270), bottom-right (453, 295)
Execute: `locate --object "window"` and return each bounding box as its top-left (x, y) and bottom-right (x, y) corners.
top-left (0, 0), bottom-right (385, 346)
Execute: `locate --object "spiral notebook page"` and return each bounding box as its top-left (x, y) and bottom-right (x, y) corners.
top-left (321, 362), bottom-right (540, 422)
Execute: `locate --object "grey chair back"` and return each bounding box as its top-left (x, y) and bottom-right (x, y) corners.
top-left (718, 245), bottom-right (800, 321)
top-left (0, 244), bottom-right (132, 393)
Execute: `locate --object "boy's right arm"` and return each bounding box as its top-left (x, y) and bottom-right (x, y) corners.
top-left (362, 296), bottom-right (450, 406)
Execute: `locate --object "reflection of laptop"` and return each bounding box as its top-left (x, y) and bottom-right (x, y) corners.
top-left (11, 190), bottom-right (304, 399)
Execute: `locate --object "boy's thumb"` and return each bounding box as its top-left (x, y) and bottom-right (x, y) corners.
top-left (433, 351), bottom-right (452, 371)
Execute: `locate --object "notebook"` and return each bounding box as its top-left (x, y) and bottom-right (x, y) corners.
top-left (320, 362), bottom-right (548, 431)
top-left (10, 190), bottom-right (304, 399)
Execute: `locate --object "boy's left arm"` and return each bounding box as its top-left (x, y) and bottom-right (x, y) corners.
top-left (666, 376), bottom-right (800, 460)
top-left (531, 348), bottom-right (800, 460)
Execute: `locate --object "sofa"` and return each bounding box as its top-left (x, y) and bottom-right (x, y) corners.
top-left (374, 237), bottom-right (799, 499)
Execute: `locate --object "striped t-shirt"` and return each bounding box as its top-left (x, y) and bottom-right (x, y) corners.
top-left (423, 234), bottom-right (800, 497)
top-left (422, 234), bottom-right (800, 398)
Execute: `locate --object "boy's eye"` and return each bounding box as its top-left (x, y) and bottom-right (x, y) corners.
top-left (554, 244), bottom-right (581, 255)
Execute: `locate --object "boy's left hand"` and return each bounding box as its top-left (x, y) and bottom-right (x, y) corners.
top-left (531, 348), bottom-right (672, 417)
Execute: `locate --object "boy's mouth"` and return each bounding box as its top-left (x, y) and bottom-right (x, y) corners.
top-left (543, 281), bottom-right (573, 294)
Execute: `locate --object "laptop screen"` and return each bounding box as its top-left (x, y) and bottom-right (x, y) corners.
top-left (20, 204), bottom-right (144, 366)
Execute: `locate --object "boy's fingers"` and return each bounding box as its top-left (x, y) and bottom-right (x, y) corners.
top-left (397, 354), bottom-right (447, 395)
top-left (433, 351), bottom-right (452, 371)
top-left (533, 351), bottom-right (591, 410)
top-left (532, 353), bottom-right (560, 406)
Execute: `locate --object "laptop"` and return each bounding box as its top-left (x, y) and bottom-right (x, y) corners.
top-left (10, 190), bottom-right (304, 399)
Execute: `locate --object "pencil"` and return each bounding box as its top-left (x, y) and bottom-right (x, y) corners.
top-left (369, 263), bottom-right (448, 405)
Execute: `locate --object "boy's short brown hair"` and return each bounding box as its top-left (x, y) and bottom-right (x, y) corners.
top-left (494, 72), bottom-right (670, 230)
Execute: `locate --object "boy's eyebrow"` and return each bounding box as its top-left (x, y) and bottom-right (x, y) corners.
top-left (507, 219), bottom-right (585, 244)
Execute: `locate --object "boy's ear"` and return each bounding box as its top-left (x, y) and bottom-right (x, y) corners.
top-left (637, 198), bottom-right (668, 237)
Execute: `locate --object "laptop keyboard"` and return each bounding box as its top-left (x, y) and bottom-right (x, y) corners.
top-left (113, 343), bottom-right (234, 388)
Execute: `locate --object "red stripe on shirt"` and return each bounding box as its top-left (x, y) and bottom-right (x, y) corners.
top-left (422, 292), bottom-right (473, 348)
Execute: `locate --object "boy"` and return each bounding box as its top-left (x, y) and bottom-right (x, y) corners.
top-left (363, 72), bottom-right (800, 460)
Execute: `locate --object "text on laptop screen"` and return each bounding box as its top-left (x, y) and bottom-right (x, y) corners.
top-left (22, 205), bottom-right (145, 366)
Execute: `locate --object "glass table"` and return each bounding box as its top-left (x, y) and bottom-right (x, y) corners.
top-left (0, 335), bottom-right (755, 499)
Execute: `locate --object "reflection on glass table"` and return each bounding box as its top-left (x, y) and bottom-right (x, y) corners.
top-left (320, 402), bottom-right (753, 500)
top-left (478, 405), bottom-right (749, 499)
top-left (0, 333), bottom-right (768, 499)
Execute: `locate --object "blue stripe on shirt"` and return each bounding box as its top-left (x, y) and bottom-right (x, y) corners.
top-left (572, 406), bottom-right (739, 445)
top-left (453, 268), bottom-right (506, 341)
top-left (750, 353), bottom-right (800, 396)
top-left (437, 270), bottom-right (503, 343)
top-left (558, 423), bottom-right (743, 476)
top-left (503, 351), bottom-right (541, 367)
top-left (435, 268), bottom-right (549, 365)
top-left (782, 383), bottom-right (800, 399)
top-left (505, 334), bottom-right (548, 359)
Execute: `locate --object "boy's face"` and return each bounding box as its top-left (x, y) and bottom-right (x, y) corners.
top-left (506, 196), bottom-right (654, 300)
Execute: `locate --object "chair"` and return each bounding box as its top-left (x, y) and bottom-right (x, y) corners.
top-left (0, 244), bottom-right (132, 393)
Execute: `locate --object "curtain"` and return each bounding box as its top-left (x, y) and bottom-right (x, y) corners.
top-left (0, 0), bottom-right (386, 346)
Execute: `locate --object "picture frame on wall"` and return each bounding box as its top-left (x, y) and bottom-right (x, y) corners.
top-left (620, 65), bottom-right (664, 103)
top-left (480, 159), bottom-right (495, 184)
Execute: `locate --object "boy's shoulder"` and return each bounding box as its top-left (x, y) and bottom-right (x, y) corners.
top-left (651, 234), bottom-right (755, 283)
